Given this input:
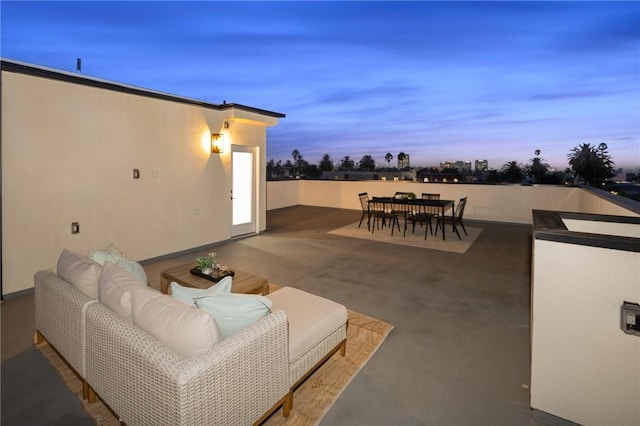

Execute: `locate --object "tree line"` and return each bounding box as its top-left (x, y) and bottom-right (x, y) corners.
top-left (267, 143), bottom-right (617, 186)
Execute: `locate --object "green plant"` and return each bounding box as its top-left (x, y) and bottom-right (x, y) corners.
top-left (195, 256), bottom-right (213, 271)
top-left (407, 192), bottom-right (416, 199)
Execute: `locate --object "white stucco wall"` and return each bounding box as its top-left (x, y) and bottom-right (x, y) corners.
top-left (265, 180), bottom-right (639, 222)
top-left (531, 239), bottom-right (640, 425)
top-left (2, 70), bottom-right (279, 295)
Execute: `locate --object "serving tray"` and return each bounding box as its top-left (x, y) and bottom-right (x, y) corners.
top-left (189, 268), bottom-right (235, 282)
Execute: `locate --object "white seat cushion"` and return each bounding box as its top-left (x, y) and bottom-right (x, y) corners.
top-left (266, 287), bottom-right (347, 362)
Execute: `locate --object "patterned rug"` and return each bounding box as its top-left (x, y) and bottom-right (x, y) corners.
top-left (35, 286), bottom-right (393, 425)
top-left (328, 221), bottom-right (483, 253)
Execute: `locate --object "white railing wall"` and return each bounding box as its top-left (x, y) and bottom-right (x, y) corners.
top-left (267, 180), bottom-right (639, 223)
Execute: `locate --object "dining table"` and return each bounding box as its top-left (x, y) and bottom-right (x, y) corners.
top-left (368, 196), bottom-right (456, 240)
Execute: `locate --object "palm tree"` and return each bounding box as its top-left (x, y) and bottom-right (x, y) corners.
top-left (291, 149), bottom-right (304, 176)
top-left (501, 161), bottom-right (524, 183)
top-left (527, 149), bottom-right (550, 183)
top-left (359, 155), bottom-right (376, 171)
top-left (339, 155), bottom-right (355, 171)
top-left (318, 154), bottom-right (334, 172)
top-left (567, 143), bottom-right (615, 185)
top-left (384, 152), bottom-right (393, 168)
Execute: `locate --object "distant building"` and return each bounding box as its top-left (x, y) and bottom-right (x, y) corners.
top-left (455, 161), bottom-right (472, 173)
top-left (398, 154), bottom-right (410, 169)
top-left (441, 161), bottom-right (471, 172)
top-left (321, 169), bottom-right (417, 181)
top-left (475, 159), bottom-right (488, 171)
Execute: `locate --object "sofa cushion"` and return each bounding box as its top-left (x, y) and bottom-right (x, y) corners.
top-left (195, 293), bottom-right (272, 339)
top-left (266, 287), bottom-right (348, 362)
top-left (88, 244), bottom-right (147, 284)
top-left (170, 277), bottom-right (232, 307)
top-left (57, 248), bottom-right (102, 299)
top-left (132, 287), bottom-right (221, 359)
top-left (98, 261), bottom-right (146, 322)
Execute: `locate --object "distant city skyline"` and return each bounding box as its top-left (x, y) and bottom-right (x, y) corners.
top-left (2, 1), bottom-right (638, 170)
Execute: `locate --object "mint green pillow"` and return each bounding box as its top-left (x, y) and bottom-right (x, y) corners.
top-left (109, 255), bottom-right (147, 285)
top-left (88, 244), bottom-right (124, 265)
top-left (194, 293), bottom-right (272, 339)
top-left (88, 244), bottom-right (148, 284)
top-left (170, 277), bottom-right (232, 306)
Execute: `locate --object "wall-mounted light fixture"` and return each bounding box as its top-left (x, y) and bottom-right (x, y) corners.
top-left (224, 121), bottom-right (230, 129)
top-left (211, 133), bottom-right (224, 154)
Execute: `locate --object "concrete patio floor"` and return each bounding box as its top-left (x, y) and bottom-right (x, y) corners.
top-left (2, 205), bottom-right (544, 425)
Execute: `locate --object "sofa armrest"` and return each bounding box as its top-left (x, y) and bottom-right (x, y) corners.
top-left (85, 303), bottom-right (289, 426)
top-left (34, 269), bottom-right (97, 377)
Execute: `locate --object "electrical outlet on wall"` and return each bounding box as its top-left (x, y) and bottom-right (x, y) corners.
top-left (621, 301), bottom-right (640, 336)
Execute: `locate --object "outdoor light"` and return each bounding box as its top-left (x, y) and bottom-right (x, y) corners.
top-left (211, 133), bottom-right (224, 154)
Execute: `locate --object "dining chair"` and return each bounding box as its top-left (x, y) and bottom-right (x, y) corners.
top-left (421, 193), bottom-right (441, 238)
top-left (369, 198), bottom-right (393, 234)
top-left (405, 193), bottom-right (439, 238)
top-left (390, 198), bottom-right (411, 236)
top-left (357, 192), bottom-right (371, 230)
top-left (436, 196), bottom-right (468, 240)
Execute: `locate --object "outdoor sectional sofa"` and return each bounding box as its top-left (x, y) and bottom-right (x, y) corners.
top-left (34, 249), bottom-right (348, 425)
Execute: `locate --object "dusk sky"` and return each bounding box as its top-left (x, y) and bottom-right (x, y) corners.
top-left (2, 1), bottom-right (639, 170)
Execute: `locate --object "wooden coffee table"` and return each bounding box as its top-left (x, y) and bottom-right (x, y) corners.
top-left (160, 262), bottom-right (269, 295)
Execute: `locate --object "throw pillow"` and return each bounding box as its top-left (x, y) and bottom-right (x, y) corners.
top-left (131, 287), bottom-right (221, 359)
top-left (111, 256), bottom-right (148, 285)
top-left (195, 293), bottom-right (272, 339)
top-left (88, 244), bottom-right (148, 284)
top-left (87, 243), bottom-right (124, 265)
top-left (98, 261), bottom-right (146, 322)
top-left (57, 248), bottom-right (102, 299)
top-left (170, 276), bottom-right (232, 307)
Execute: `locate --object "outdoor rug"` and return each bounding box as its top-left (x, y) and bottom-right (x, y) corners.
top-left (328, 221), bottom-right (483, 254)
top-left (35, 284), bottom-right (393, 426)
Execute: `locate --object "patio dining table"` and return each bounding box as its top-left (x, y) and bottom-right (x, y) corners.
top-left (369, 197), bottom-right (456, 240)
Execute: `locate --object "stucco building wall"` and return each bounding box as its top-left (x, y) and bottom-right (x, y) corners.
top-left (1, 63), bottom-right (281, 295)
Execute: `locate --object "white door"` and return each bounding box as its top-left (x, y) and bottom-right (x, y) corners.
top-left (231, 145), bottom-right (256, 237)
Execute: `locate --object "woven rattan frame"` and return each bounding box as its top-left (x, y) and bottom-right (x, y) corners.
top-left (34, 270), bottom-right (97, 380)
top-left (85, 303), bottom-right (290, 425)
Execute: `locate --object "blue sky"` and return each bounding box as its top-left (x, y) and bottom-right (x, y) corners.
top-left (2, 1), bottom-right (639, 170)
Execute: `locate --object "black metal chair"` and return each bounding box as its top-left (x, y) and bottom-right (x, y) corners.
top-left (406, 193), bottom-right (440, 238)
top-left (436, 196), bottom-right (468, 240)
top-left (358, 192), bottom-right (371, 230)
top-left (369, 198), bottom-right (394, 234)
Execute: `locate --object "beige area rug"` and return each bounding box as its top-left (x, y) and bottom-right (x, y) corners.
top-left (328, 221), bottom-right (483, 253)
top-left (35, 285), bottom-right (393, 426)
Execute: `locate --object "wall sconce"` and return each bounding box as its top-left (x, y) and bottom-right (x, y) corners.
top-left (211, 133), bottom-right (224, 154)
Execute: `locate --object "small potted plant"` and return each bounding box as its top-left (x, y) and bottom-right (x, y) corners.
top-left (195, 255), bottom-right (213, 275)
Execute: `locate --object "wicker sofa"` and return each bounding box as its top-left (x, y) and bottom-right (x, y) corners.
top-left (34, 266), bottom-right (290, 425)
top-left (34, 251), bottom-right (349, 425)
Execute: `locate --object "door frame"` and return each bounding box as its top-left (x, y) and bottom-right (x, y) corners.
top-left (231, 145), bottom-right (260, 237)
